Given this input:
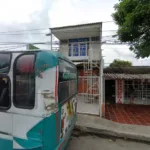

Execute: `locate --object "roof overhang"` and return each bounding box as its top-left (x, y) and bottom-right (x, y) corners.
top-left (49, 22), bottom-right (102, 40)
top-left (104, 73), bottom-right (150, 80)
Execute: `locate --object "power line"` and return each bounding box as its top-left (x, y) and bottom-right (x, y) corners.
top-left (0, 28), bottom-right (49, 34)
top-left (0, 31), bottom-right (116, 35)
top-left (0, 21), bottom-right (114, 34)
top-left (102, 21), bottom-right (114, 23)
top-left (0, 29), bottom-right (117, 36)
top-left (0, 42), bottom-right (50, 45)
top-left (0, 28), bottom-right (117, 36)
top-left (0, 32), bottom-right (117, 37)
top-left (0, 38), bottom-right (127, 45)
top-left (1, 45), bottom-right (27, 51)
top-left (47, 29), bottom-right (117, 33)
top-left (0, 32), bottom-right (47, 35)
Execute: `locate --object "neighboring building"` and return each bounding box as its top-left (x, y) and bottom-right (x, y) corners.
top-left (104, 67), bottom-right (150, 105)
top-left (77, 65), bottom-right (150, 105)
top-left (47, 22), bottom-right (104, 116)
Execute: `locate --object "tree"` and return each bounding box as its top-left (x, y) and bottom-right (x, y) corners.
top-left (28, 44), bottom-right (39, 50)
top-left (109, 59), bottom-right (132, 67)
top-left (112, 0), bottom-right (150, 58)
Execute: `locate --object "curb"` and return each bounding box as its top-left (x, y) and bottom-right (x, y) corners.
top-left (74, 124), bottom-right (150, 144)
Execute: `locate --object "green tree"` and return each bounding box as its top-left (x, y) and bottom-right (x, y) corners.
top-left (112, 0), bottom-right (150, 58)
top-left (28, 44), bottom-right (39, 50)
top-left (109, 59), bottom-right (132, 67)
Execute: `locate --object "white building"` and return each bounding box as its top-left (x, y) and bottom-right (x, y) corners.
top-left (47, 22), bottom-right (104, 117)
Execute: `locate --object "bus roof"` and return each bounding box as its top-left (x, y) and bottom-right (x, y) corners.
top-left (0, 49), bottom-right (73, 63)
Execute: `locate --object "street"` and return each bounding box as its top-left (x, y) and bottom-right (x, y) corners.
top-left (66, 135), bottom-right (150, 150)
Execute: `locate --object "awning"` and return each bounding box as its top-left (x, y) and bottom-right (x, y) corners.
top-left (50, 22), bottom-right (102, 40)
top-left (104, 73), bottom-right (150, 80)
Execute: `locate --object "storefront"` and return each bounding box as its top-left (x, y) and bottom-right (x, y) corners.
top-left (104, 67), bottom-right (150, 105)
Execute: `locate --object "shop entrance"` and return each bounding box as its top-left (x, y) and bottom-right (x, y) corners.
top-left (105, 80), bottom-right (116, 104)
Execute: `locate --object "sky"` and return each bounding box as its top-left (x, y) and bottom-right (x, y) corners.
top-left (0, 0), bottom-right (149, 66)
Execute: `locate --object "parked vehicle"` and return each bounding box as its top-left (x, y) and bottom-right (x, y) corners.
top-left (0, 50), bottom-right (78, 150)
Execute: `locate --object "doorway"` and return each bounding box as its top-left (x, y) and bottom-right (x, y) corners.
top-left (105, 80), bottom-right (116, 104)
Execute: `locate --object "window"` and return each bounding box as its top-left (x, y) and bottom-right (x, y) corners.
top-left (0, 53), bottom-right (11, 73)
top-left (124, 80), bottom-right (150, 104)
top-left (14, 54), bottom-right (35, 109)
top-left (0, 76), bottom-right (10, 110)
top-left (73, 44), bottom-right (79, 56)
top-left (68, 38), bottom-right (89, 57)
top-left (58, 59), bottom-right (77, 103)
top-left (80, 43), bottom-right (86, 56)
top-left (69, 44), bottom-right (72, 56)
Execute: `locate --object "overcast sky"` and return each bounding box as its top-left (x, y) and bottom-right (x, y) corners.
top-left (0, 0), bottom-right (149, 66)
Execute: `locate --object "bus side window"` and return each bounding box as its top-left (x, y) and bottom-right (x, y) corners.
top-left (13, 54), bottom-right (35, 109)
top-left (58, 59), bottom-right (77, 103)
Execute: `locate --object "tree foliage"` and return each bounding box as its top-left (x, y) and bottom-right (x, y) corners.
top-left (109, 59), bottom-right (132, 67)
top-left (112, 0), bottom-right (150, 58)
top-left (28, 44), bottom-right (39, 50)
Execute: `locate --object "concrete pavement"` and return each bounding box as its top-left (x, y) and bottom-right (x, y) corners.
top-left (66, 135), bottom-right (150, 150)
top-left (75, 114), bottom-right (150, 143)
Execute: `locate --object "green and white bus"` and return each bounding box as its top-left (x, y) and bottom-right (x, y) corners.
top-left (0, 50), bottom-right (78, 150)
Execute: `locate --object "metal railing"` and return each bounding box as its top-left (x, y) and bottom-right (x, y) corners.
top-left (78, 76), bottom-right (99, 104)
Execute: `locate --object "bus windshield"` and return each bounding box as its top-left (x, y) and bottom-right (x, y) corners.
top-left (0, 54), bottom-right (11, 73)
top-left (59, 59), bottom-right (77, 103)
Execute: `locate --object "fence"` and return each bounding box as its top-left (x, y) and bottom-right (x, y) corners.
top-left (78, 76), bottom-right (99, 103)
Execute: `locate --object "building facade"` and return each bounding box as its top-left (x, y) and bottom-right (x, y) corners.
top-left (49, 22), bottom-right (102, 62)
top-left (47, 22), bottom-right (104, 116)
top-left (77, 65), bottom-right (150, 106)
top-left (104, 67), bottom-right (150, 105)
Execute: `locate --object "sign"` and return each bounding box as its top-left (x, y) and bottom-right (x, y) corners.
top-left (63, 72), bottom-right (77, 80)
top-left (116, 80), bottom-right (124, 104)
top-left (60, 97), bottom-right (77, 139)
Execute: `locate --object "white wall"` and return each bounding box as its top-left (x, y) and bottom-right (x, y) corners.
top-left (90, 42), bottom-right (100, 61)
top-left (59, 39), bottom-right (101, 61)
top-left (60, 44), bottom-right (68, 57)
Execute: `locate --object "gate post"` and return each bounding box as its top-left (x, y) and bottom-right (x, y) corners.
top-left (99, 58), bottom-right (104, 117)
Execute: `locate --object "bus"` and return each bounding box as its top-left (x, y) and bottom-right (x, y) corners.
top-left (0, 50), bottom-right (78, 150)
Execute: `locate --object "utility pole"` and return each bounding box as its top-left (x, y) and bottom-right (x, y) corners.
top-left (99, 22), bottom-right (103, 118)
top-left (26, 44), bottom-right (29, 50)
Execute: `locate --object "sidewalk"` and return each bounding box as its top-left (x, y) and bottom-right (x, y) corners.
top-left (75, 114), bottom-right (150, 143)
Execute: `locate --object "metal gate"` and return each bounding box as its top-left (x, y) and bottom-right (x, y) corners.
top-left (77, 76), bottom-right (100, 115)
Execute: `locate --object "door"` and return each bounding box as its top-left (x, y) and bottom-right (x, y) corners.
top-left (105, 80), bottom-right (116, 104)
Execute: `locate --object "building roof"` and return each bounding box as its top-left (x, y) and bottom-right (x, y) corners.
top-left (50, 22), bottom-right (102, 30)
top-left (104, 73), bottom-right (150, 80)
top-left (104, 67), bottom-right (150, 79)
top-left (77, 64), bottom-right (150, 79)
top-left (104, 66), bottom-right (150, 74)
top-left (48, 22), bottom-right (102, 40)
